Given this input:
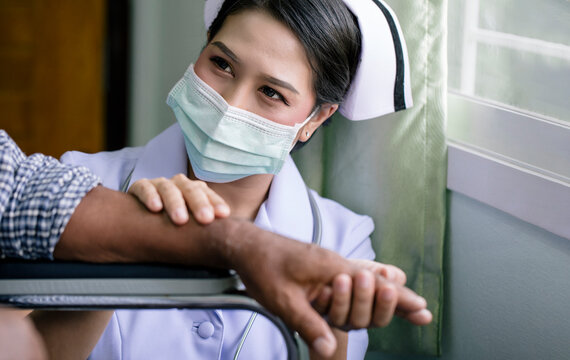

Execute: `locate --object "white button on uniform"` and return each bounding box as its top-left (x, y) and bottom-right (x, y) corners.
top-left (197, 321), bottom-right (215, 339)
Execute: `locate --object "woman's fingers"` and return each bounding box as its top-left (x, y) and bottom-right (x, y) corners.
top-left (322, 270), bottom-right (430, 330)
top-left (371, 278), bottom-right (398, 327)
top-left (379, 264), bottom-right (407, 286)
top-left (396, 308), bottom-right (433, 326)
top-left (205, 188), bottom-right (231, 218)
top-left (128, 174), bottom-right (230, 225)
top-left (153, 177), bottom-right (189, 225)
top-left (348, 270), bottom-right (375, 328)
top-left (349, 259), bottom-right (407, 286)
top-left (172, 176), bottom-right (214, 223)
top-left (313, 286), bottom-right (333, 315)
top-left (327, 274), bottom-right (352, 327)
top-left (129, 177), bottom-right (189, 224)
top-left (172, 175), bottom-right (230, 224)
top-left (128, 178), bottom-right (164, 212)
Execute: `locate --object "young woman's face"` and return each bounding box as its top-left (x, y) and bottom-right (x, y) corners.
top-left (194, 9), bottom-right (317, 127)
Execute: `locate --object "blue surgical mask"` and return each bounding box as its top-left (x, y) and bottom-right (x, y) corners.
top-left (167, 64), bottom-right (315, 183)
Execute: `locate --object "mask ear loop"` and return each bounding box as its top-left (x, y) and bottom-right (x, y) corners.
top-left (289, 106), bottom-right (320, 150)
top-left (297, 106), bottom-right (320, 129)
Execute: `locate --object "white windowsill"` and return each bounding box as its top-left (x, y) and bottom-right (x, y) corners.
top-left (446, 94), bottom-right (570, 240)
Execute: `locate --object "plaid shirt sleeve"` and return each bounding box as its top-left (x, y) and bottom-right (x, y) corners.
top-left (0, 130), bottom-right (101, 259)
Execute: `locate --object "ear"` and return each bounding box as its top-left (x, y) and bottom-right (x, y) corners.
top-left (299, 103), bottom-right (339, 142)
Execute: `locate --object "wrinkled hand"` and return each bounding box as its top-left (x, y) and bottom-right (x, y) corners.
top-left (227, 224), bottom-right (432, 358)
top-left (128, 174), bottom-right (230, 224)
top-left (312, 259), bottom-right (432, 331)
top-left (130, 175), bottom-right (433, 356)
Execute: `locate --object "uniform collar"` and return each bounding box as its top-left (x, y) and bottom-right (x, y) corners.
top-left (132, 124), bottom-right (314, 244)
top-left (254, 156), bottom-right (314, 244)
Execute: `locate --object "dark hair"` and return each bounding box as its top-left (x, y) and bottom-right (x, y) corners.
top-left (207, 0), bottom-right (362, 107)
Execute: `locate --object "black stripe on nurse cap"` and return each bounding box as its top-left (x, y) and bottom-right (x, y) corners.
top-left (373, 0), bottom-right (406, 112)
top-left (340, 0), bottom-right (413, 120)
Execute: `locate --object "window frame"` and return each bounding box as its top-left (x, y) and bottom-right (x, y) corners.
top-left (446, 93), bottom-right (570, 240)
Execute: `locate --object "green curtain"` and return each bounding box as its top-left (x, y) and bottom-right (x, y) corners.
top-left (292, 0), bottom-right (447, 356)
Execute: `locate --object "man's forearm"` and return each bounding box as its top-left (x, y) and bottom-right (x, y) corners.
top-left (55, 185), bottom-right (246, 269)
top-left (53, 186), bottom-right (431, 359)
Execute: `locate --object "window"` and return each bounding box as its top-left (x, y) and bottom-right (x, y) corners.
top-left (448, 0), bottom-right (570, 121)
top-left (446, 0), bottom-right (570, 240)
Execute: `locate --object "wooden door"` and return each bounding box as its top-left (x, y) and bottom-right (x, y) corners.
top-left (0, 0), bottom-right (105, 158)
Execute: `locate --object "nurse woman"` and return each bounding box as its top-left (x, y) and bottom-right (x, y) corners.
top-left (61, 0), bottom-right (427, 358)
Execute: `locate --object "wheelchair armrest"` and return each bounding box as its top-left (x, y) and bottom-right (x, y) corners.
top-left (0, 260), bottom-right (238, 296)
top-left (0, 260), bottom-right (300, 360)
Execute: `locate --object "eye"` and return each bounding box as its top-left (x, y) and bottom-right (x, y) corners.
top-left (260, 86), bottom-right (289, 105)
top-left (210, 56), bottom-right (233, 75)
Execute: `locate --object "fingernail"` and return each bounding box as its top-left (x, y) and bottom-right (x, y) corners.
top-left (313, 334), bottom-right (335, 357)
top-left (357, 273), bottom-right (371, 289)
top-left (198, 207), bottom-right (214, 221)
top-left (419, 308), bottom-right (433, 320)
top-left (381, 287), bottom-right (395, 302)
top-left (174, 208), bottom-right (188, 222)
top-left (215, 204), bottom-right (230, 216)
top-left (417, 296), bottom-right (427, 307)
top-left (414, 308), bottom-right (433, 325)
top-left (337, 276), bottom-right (350, 292)
top-left (151, 198), bottom-right (162, 209)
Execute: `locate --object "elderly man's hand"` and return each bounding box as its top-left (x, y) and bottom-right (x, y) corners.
top-left (128, 175), bottom-right (432, 357)
top-left (225, 223), bottom-right (432, 358)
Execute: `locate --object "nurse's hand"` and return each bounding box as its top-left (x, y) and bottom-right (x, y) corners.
top-left (313, 260), bottom-right (432, 329)
top-left (128, 174), bottom-right (230, 225)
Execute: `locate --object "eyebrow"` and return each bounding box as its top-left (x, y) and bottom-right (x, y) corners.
top-left (211, 41), bottom-right (240, 64)
top-left (211, 41), bottom-right (299, 95)
top-left (265, 76), bottom-right (299, 95)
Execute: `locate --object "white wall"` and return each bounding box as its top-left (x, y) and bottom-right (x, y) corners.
top-left (367, 191), bottom-right (570, 360)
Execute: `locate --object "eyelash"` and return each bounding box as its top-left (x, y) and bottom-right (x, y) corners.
top-left (259, 86), bottom-right (289, 106)
top-left (209, 56), bottom-right (289, 106)
top-left (210, 56), bottom-right (233, 75)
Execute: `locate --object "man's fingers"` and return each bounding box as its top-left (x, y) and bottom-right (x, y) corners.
top-left (348, 270), bottom-right (375, 328)
top-left (128, 179), bottom-right (163, 212)
top-left (288, 295), bottom-right (337, 358)
top-left (327, 274), bottom-right (352, 327)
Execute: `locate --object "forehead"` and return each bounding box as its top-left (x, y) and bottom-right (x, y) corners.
top-left (211, 9), bottom-right (314, 93)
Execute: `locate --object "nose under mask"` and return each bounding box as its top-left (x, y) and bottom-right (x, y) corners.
top-left (166, 64), bottom-right (315, 183)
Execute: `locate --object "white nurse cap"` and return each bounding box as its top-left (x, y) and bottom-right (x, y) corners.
top-left (204, 0), bottom-right (413, 121)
